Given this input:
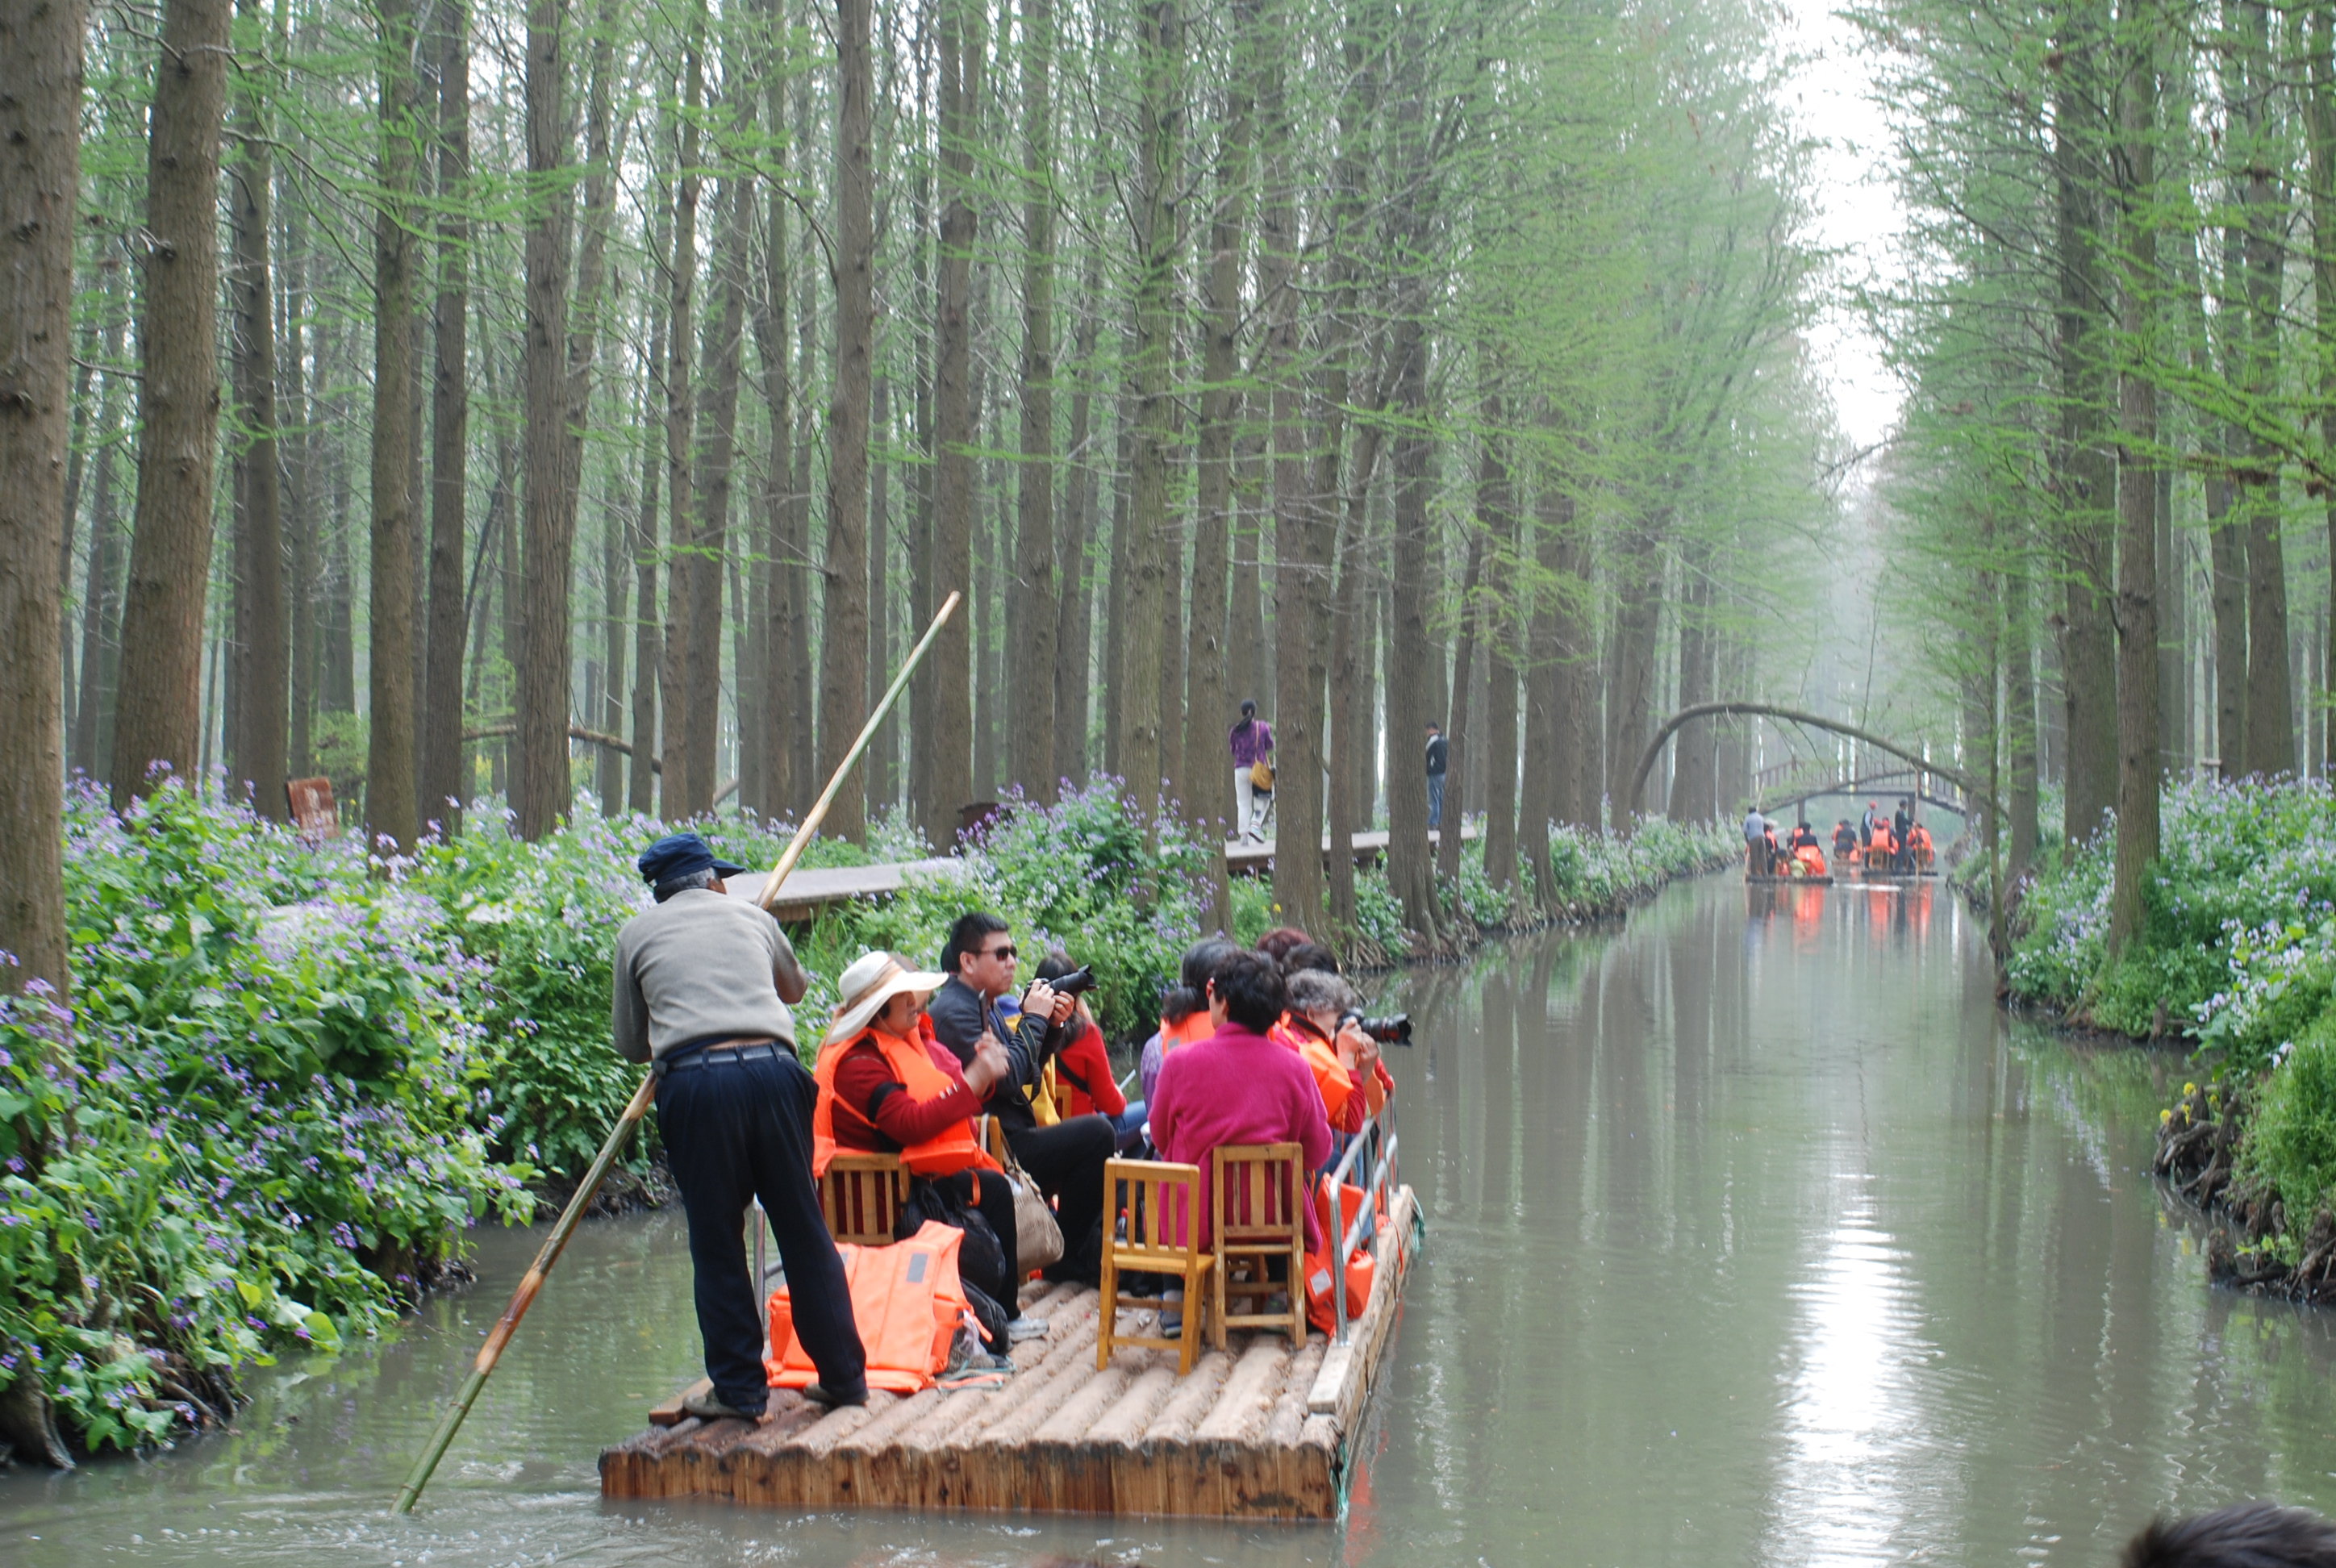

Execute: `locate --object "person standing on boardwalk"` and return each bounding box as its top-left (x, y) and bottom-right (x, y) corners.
top-left (613, 832), bottom-right (868, 1420)
top-left (1229, 699), bottom-right (1274, 842)
top-left (1425, 722), bottom-right (1449, 831)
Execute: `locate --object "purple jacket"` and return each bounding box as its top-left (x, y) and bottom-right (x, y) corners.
top-left (1149, 1021), bottom-right (1332, 1250)
top-left (1229, 719), bottom-right (1274, 768)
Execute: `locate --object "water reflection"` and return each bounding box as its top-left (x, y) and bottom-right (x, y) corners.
top-left (14, 874), bottom-right (2336, 1566)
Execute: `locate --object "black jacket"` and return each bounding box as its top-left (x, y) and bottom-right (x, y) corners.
top-left (926, 975), bottom-right (1053, 1134)
top-left (1425, 735), bottom-right (1448, 777)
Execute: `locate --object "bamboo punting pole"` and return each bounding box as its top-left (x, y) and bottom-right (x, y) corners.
top-left (392, 590), bottom-right (962, 1514)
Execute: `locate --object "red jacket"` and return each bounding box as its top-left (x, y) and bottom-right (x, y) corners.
top-left (829, 1016), bottom-right (986, 1153)
top-left (1050, 1020), bottom-right (1126, 1118)
top-left (1150, 1022), bottom-right (1333, 1250)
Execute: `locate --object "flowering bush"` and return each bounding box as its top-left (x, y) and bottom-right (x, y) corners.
top-left (2, 781), bottom-right (532, 1453)
top-left (2009, 777), bottom-right (2336, 1039)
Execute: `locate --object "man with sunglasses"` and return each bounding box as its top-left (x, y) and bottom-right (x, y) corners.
top-left (928, 911), bottom-right (1115, 1285)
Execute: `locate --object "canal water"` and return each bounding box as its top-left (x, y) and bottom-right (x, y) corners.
top-left (7, 872), bottom-right (2336, 1566)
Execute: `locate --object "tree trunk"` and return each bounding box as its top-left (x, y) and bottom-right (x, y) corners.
top-left (1603, 523), bottom-right (1662, 825)
top-left (1481, 416), bottom-right (1522, 896)
top-left (752, 7), bottom-right (795, 821)
top-left (1120, 0), bottom-right (1183, 832)
top-left (867, 371), bottom-right (894, 811)
top-left (2237, 0), bottom-right (2290, 778)
top-left (227, 0), bottom-right (287, 818)
top-left (0, 0), bottom-right (80, 1009)
top-left (2052, 0), bottom-right (2117, 836)
top-left (421, 0), bottom-right (470, 832)
top-left (2107, 6), bottom-right (2159, 953)
top-left (2311, 5), bottom-right (2336, 777)
top-left (363, 0), bottom-right (423, 847)
top-left (689, 161), bottom-right (749, 813)
top-left (1010, 0), bottom-right (1062, 804)
top-left (115, 0), bottom-right (232, 807)
top-left (659, 27), bottom-right (705, 818)
top-left (629, 301), bottom-right (665, 815)
top-left (1440, 426), bottom-right (1495, 884)
top-left (1667, 545), bottom-right (1716, 821)
top-left (925, 0), bottom-right (979, 846)
top-left (1325, 475), bottom-right (1370, 936)
top-left (73, 303), bottom-right (127, 782)
top-left (1052, 258), bottom-right (1103, 786)
top-left (1521, 467), bottom-right (1571, 912)
top-left (819, 0), bottom-right (875, 840)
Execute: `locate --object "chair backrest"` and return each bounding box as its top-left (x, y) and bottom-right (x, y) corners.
top-left (1106, 1158), bottom-right (1204, 1261)
top-left (820, 1153), bottom-right (908, 1248)
top-left (1212, 1143), bottom-right (1305, 1248)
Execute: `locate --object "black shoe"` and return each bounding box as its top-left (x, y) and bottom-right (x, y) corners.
top-left (683, 1388), bottom-right (765, 1422)
top-left (800, 1382), bottom-right (870, 1409)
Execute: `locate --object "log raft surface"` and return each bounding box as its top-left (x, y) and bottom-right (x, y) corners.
top-left (600, 1184), bottom-right (1420, 1521)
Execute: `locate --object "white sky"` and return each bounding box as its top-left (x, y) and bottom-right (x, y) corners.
top-left (1778, 0), bottom-right (1907, 454)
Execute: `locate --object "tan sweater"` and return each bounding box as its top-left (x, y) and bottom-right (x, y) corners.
top-left (611, 889), bottom-right (802, 1062)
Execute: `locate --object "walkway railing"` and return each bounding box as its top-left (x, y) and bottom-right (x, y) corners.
top-left (1324, 1095), bottom-right (1401, 1345)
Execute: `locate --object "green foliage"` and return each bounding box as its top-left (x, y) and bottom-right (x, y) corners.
top-left (2241, 1029), bottom-right (2336, 1222)
top-left (2, 782), bottom-right (530, 1453)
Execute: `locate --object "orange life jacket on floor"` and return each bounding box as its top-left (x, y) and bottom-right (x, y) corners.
top-left (1271, 1015), bottom-right (1358, 1127)
top-left (765, 1220), bottom-right (972, 1395)
top-left (811, 1020), bottom-right (1004, 1180)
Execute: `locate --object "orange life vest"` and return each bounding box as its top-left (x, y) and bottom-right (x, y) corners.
top-left (765, 1220), bottom-right (971, 1394)
top-left (811, 1021), bottom-right (1004, 1180)
top-left (1159, 1009), bottom-right (1213, 1059)
top-left (1271, 1014), bottom-right (1358, 1125)
top-left (1794, 844), bottom-right (1826, 877)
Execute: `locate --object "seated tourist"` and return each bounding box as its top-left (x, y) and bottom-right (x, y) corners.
top-left (1254, 925), bottom-right (1315, 968)
top-left (1032, 950), bottom-right (1144, 1151)
top-left (1149, 949), bottom-right (1333, 1258)
top-left (1277, 941), bottom-right (1341, 977)
top-left (1139, 937), bottom-right (1240, 1113)
top-left (927, 911), bottom-right (1115, 1285)
top-left (811, 949), bottom-right (1042, 1344)
top-left (1274, 969), bottom-right (1379, 1141)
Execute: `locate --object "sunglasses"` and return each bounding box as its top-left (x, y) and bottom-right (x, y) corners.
top-left (980, 943), bottom-right (1018, 961)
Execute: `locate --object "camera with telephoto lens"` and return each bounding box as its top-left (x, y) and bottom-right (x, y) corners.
top-left (1049, 965), bottom-right (1099, 997)
top-left (1341, 1011), bottom-right (1413, 1046)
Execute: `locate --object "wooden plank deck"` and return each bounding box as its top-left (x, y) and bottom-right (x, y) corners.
top-left (1224, 825), bottom-right (1477, 876)
top-left (723, 859), bottom-right (966, 922)
top-left (717, 830), bottom-right (1479, 917)
top-left (600, 1184), bottom-right (1419, 1520)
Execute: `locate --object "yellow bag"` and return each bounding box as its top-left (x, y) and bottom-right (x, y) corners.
top-left (1249, 759), bottom-right (1275, 794)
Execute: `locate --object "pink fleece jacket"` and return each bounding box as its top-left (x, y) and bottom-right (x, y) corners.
top-left (1148, 1021), bottom-right (1333, 1250)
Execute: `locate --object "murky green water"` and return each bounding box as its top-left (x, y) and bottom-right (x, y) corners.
top-left (6, 872), bottom-right (2336, 1566)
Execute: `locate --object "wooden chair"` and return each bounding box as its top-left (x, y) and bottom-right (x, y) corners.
top-left (1210, 1143), bottom-right (1309, 1351)
top-left (820, 1153), bottom-right (908, 1248)
top-left (1096, 1159), bottom-right (1216, 1374)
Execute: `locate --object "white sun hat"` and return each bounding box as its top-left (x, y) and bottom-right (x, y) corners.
top-left (823, 949), bottom-right (949, 1048)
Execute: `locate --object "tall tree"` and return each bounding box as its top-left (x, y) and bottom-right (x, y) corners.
top-left (227, 0), bottom-right (287, 818)
top-left (925, 0), bottom-right (980, 847)
top-left (0, 0), bottom-right (81, 1006)
top-left (658, 19), bottom-right (706, 817)
top-left (362, 0), bottom-right (423, 848)
top-left (515, 0), bottom-right (576, 837)
top-left (2108, 0), bottom-right (2159, 952)
top-left (2234, 0), bottom-right (2289, 778)
top-left (421, 0), bottom-right (470, 830)
top-left (1012, 0), bottom-right (1061, 803)
top-left (114, 0), bottom-right (232, 807)
top-left (820, 0), bottom-right (877, 840)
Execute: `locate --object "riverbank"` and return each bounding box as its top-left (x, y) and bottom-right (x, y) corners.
top-left (0, 779), bottom-right (1730, 1461)
top-left (2002, 776), bottom-right (2336, 1295)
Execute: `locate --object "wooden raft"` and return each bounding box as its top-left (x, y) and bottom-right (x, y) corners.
top-left (600, 1184), bottom-right (1418, 1520)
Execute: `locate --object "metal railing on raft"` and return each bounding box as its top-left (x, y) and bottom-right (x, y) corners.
top-left (1325, 1096), bottom-right (1400, 1345)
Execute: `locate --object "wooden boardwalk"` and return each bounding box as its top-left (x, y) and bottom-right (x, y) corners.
top-left (599, 1185), bottom-right (1418, 1520)
top-left (720, 830), bottom-right (1478, 919)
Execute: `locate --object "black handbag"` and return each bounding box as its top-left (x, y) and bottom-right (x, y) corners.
top-left (898, 1175), bottom-right (1010, 1308)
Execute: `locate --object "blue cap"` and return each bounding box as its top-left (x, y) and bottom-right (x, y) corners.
top-left (636, 832), bottom-right (748, 887)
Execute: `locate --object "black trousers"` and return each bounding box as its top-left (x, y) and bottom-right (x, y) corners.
top-left (1007, 1114), bottom-right (1116, 1286)
top-left (656, 1049), bottom-right (867, 1411)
